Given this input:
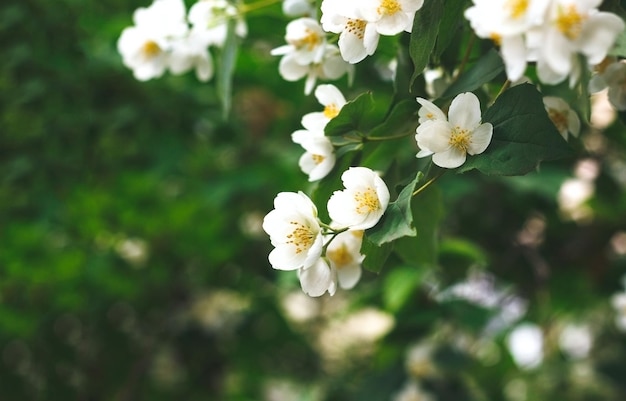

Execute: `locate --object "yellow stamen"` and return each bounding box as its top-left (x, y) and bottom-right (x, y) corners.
top-left (354, 187), bottom-right (380, 214)
top-left (490, 32), bottom-right (502, 46)
top-left (449, 127), bottom-right (471, 153)
top-left (507, 0), bottom-right (528, 19)
top-left (345, 19), bottom-right (366, 40)
top-left (547, 108), bottom-right (568, 133)
top-left (311, 154), bottom-right (325, 165)
top-left (323, 104), bottom-right (340, 119)
top-left (141, 40), bottom-right (162, 58)
top-left (327, 244), bottom-right (353, 268)
top-left (285, 221), bottom-right (315, 254)
top-left (556, 5), bottom-right (585, 40)
top-left (377, 0), bottom-right (401, 16)
top-left (292, 28), bottom-right (322, 50)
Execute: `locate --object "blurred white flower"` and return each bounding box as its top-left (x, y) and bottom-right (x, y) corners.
top-left (543, 96), bottom-right (580, 140)
top-left (271, 18), bottom-right (328, 65)
top-left (611, 291), bottom-right (626, 332)
top-left (188, 0), bottom-right (247, 47)
top-left (589, 58), bottom-right (626, 111)
top-left (405, 342), bottom-right (438, 378)
top-left (391, 380), bottom-right (435, 401)
top-left (168, 30), bottom-right (214, 81)
top-left (506, 323), bottom-right (544, 370)
top-left (415, 92), bottom-right (493, 169)
top-left (282, 0), bottom-right (316, 17)
top-left (558, 322), bottom-right (593, 359)
top-left (327, 167), bottom-right (390, 230)
top-left (358, 0), bottom-right (423, 36)
top-left (262, 191), bottom-right (324, 270)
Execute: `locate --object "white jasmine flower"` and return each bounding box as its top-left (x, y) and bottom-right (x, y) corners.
top-left (543, 96), bottom-right (580, 140)
top-left (416, 97), bottom-right (446, 124)
top-left (321, 0), bottom-right (380, 63)
top-left (301, 84), bottom-right (347, 131)
top-left (169, 30), bottom-right (215, 81)
top-left (188, 0), bottom-right (247, 47)
top-left (611, 292), bottom-right (626, 332)
top-left (117, 0), bottom-right (189, 81)
top-left (276, 45), bottom-right (353, 95)
top-left (358, 0), bottom-right (424, 35)
top-left (326, 229), bottom-right (364, 290)
top-left (327, 167), bottom-right (390, 230)
top-left (298, 258), bottom-right (338, 297)
top-left (262, 192), bottom-right (324, 271)
top-left (536, 0), bottom-right (625, 85)
top-left (291, 130), bottom-right (336, 181)
top-left (415, 92), bottom-right (493, 169)
top-left (271, 18), bottom-right (328, 65)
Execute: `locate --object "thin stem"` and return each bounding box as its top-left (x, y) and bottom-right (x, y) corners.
top-left (321, 227), bottom-right (349, 255)
top-left (493, 79), bottom-right (511, 103)
top-left (412, 170), bottom-right (445, 197)
top-left (365, 131), bottom-right (414, 142)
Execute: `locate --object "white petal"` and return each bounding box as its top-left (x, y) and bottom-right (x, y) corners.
top-left (298, 259), bottom-right (334, 297)
top-left (432, 146), bottom-right (467, 169)
top-left (315, 84), bottom-right (346, 107)
top-left (578, 13), bottom-right (625, 65)
top-left (269, 244), bottom-right (308, 271)
top-left (416, 97), bottom-right (446, 123)
top-left (501, 35), bottom-right (528, 82)
top-left (448, 92), bottom-right (482, 129)
top-left (467, 123), bottom-right (493, 155)
top-left (543, 30), bottom-right (573, 75)
top-left (338, 30), bottom-right (369, 64)
top-left (337, 263), bottom-right (362, 289)
top-left (416, 120), bottom-right (453, 153)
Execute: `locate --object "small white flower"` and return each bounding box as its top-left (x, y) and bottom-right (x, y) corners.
top-left (415, 92), bottom-right (493, 169)
top-left (321, 0), bottom-right (380, 63)
top-left (188, 0), bottom-right (247, 47)
top-left (276, 45), bottom-right (353, 94)
top-left (326, 229), bottom-right (364, 290)
top-left (416, 97), bottom-right (446, 124)
top-left (298, 258), bottom-right (338, 297)
top-left (301, 84), bottom-right (347, 131)
top-left (271, 18), bottom-right (328, 65)
top-left (282, 0), bottom-right (316, 17)
top-left (262, 192), bottom-right (324, 271)
top-left (358, 0), bottom-right (424, 35)
top-left (327, 167), bottom-right (390, 230)
top-left (589, 58), bottom-right (626, 110)
top-left (168, 30), bottom-right (215, 81)
top-left (291, 130), bottom-right (336, 181)
top-left (543, 96), bottom-right (580, 140)
top-left (506, 323), bottom-right (544, 370)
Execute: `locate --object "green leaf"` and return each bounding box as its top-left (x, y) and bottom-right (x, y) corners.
top-left (369, 99), bottom-right (418, 139)
top-left (324, 92), bottom-right (376, 137)
top-left (216, 19), bottom-right (239, 119)
top-left (361, 234), bottom-right (393, 274)
top-left (367, 172), bottom-right (423, 246)
top-left (409, 0), bottom-right (444, 87)
top-left (395, 183), bottom-right (443, 267)
top-left (440, 49), bottom-right (504, 99)
top-left (434, 0), bottom-right (471, 59)
top-left (458, 83), bottom-right (573, 176)
top-left (383, 266), bottom-right (423, 312)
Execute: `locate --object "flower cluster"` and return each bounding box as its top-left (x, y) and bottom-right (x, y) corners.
top-left (262, 167), bottom-right (389, 297)
top-left (118, 0), bottom-right (246, 82)
top-left (271, 18), bottom-right (353, 94)
top-left (465, 0), bottom-right (625, 86)
top-left (415, 92), bottom-right (493, 169)
top-left (291, 84), bottom-right (347, 181)
top-left (320, 0), bottom-right (425, 64)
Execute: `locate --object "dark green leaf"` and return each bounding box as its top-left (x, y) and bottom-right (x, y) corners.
top-left (324, 92), bottom-right (376, 136)
top-left (367, 172), bottom-right (423, 246)
top-left (458, 83), bottom-right (573, 176)
top-left (441, 49), bottom-right (504, 99)
top-left (383, 266), bottom-right (423, 312)
top-left (361, 234), bottom-right (393, 274)
top-left (369, 99), bottom-right (418, 139)
top-left (434, 0), bottom-right (471, 59)
top-left (409, 0), bottom-right (444, 87)
top-left (395, 183), bottom-right (442, 267)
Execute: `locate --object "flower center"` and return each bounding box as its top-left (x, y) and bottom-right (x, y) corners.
top-left (547, 108), bottom-right (568, 133)
top-left (323, 103), bottom-right (340, 119)
top-left (327, 243), bottom-right (353, 268)
top-left (506, 0), bottom-right (528, 19)
top-left (490, 32), bottom-right (502, 46)
top-left (354, 187), bottom-right (380, 214)
top-left (345, 19), bottom-right (366, 40)
top-left (292, 28), bottom-right (322, 50)
top-left (286, 221), bottom-right (315, 254)
top-left (556, 5), bottom-right (585, 40)
top-left (311, 154), bottom-right (325, 165)
top-left (377, 0), bottom-right (401, 16)
top-left (449, 127), bottom-right (471, 152)
top-left (141, 40), bottom-right (162, 59)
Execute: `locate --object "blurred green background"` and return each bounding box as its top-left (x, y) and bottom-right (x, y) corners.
top-left (2, 0), bottom-right (626, 400)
